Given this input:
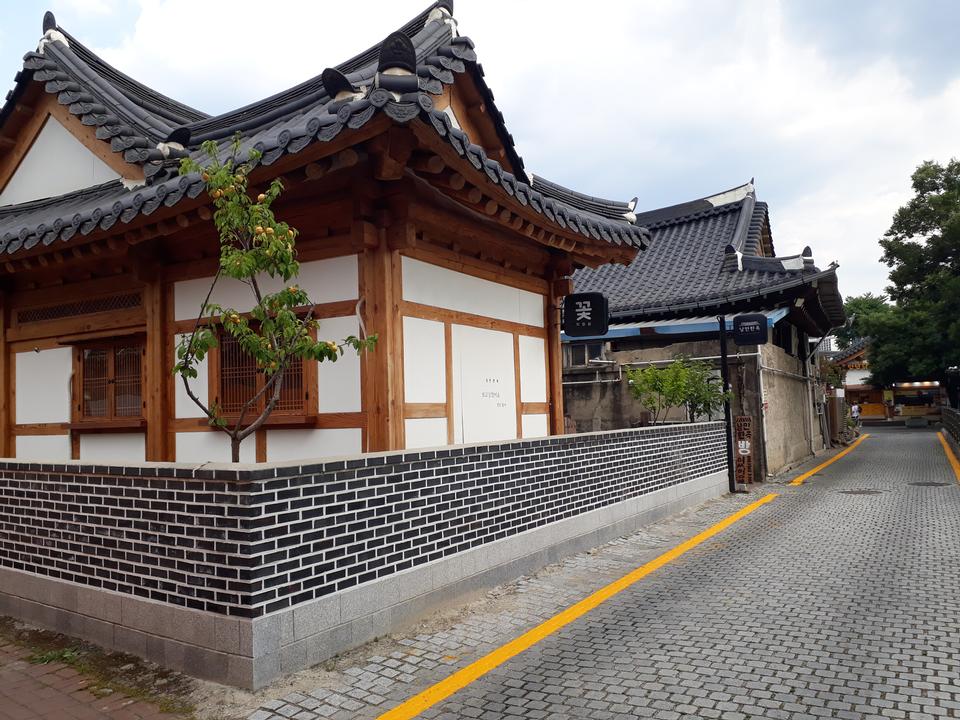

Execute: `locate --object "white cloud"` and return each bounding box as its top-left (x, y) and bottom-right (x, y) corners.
top-left (74, 0), bottom-right (960, 298)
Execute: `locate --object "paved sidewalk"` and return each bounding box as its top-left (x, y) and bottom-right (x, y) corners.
top-left (0, 642), bottom-right (181, 720)
top-left (238, 427), bottom-right (960, 720)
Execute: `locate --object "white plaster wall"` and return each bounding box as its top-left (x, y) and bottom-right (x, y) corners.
top-left (846, 369), bottom-right (871, 386)
top-left (0, 117), bottom-right (119, 207)
top-left (317, 316), bottom-right (362, 413)
top-left (173, 256), bottom-right (359, 321)
top-left (175, 431), bottom-right (255, 463)
top-left (405, 418), bottom-right (448, 449)
top-left (174, 334), bottom-right (209, 418)
top-left (402, 257), bottom-right (544, 328)
top-left (16, 348), bottom-right (72, 424)
top-left (518, 335), bottom-right (547, 403)
top-left (403, 317), bottom-right (446, 404)
top-left (15, 435), bottom-right (71, 461)
top-left (521, 414), bottom-right (549, 439)
top-left (79, 434), bottom-right (145, 463)
top-left (266, 428), bottom-right (363, 462)
top-left (452, 325), bottom-right (517, 444)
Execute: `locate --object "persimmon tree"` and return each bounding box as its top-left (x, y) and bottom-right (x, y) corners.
top-left (174, 137), bottom-right (376, 462)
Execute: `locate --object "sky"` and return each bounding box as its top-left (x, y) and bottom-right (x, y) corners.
top-left (2, 0), bottom-right (959, 299)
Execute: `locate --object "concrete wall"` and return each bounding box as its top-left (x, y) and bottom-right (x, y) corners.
top-left (759, 341), bottom-right (815, 474)
top-left (564, 338), bottom-right (766, 480)
top-left (0, 422), bottom-right (725, 689)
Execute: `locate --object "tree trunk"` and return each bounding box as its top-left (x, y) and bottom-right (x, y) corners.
top-left (231, 436), bottom-right (241, 463)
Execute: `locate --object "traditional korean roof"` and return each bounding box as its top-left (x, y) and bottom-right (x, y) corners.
top-left (832, 337), bottom-right (870, 365)
top-left (0, 2), bottom-right (647, 260)
top-left (573, 181), bottom-right (846, 332)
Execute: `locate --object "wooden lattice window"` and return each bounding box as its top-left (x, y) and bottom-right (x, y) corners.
top-left (75, 340), bottom-right (144, 421)
top-left (216, 332), bottom-right (309, 418)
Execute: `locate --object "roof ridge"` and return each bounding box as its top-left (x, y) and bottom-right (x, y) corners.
top-left (182, 3), bottom-right (446, 143)
top-left (530, 175), bottom-right (636, 223)
top-left (58, 28), bottom-right (208, 123)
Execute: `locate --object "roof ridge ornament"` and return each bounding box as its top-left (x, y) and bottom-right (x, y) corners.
top-left (427, 0), bottom-right (458, 33)
top-left (321, 68), bottom-right (364, 102)
top-left (378, 32), bottom-right (416, 74)
top-left (37, 10), bottom-right (69, 54)
top-left (374, 32), bottom-right (419, 95)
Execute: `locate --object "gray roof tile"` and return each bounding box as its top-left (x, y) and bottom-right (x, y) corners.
top-left (0, 2), bottom-right (649, 256)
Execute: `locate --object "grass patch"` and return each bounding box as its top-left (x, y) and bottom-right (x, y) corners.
top-left (0, 616), bottom-right (196, 716)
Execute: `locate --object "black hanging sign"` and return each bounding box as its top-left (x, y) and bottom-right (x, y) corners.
top-left (562, 293), bottom-right (609, 337)
top-left (732, 313), bottom-right (768, 346)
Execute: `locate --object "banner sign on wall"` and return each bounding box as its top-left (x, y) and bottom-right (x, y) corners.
top-left (563, 293), bottom-right (609, 337)
top-left (732, 313), bottom-right (768, 346)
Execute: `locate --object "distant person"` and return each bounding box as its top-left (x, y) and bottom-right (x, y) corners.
top-left (850, 402), bottom-right (861, 428)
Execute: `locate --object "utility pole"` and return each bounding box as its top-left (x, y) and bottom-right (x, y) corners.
top-left (718, 315), bottom-right (739, 493)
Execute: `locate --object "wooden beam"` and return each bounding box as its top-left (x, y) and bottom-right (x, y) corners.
top-left (370, 128), bottom-right (416, 181)
top-left (546, 257), bottom-right (565, 435)
top-left (358, 217), bottom-right (405, 451)
top-left (404, 403), bottom-right (447, 419)
top-left (409, 153), bottom-right (445, 175)
top-left (401, 300), bottom-right (546, 339)
top-left (143, 272), bottom-right (168, 461)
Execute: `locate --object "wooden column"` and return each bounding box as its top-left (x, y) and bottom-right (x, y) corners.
top-left (546, 256), bottom-right (571, 435)
top-left (358, 220), bottom-right (405, 451)
top-left (143, 273), bottom-right (170, 461)
top-left (0, 291), bottom-right (10, 457)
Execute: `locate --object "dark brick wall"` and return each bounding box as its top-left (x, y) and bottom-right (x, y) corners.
top-left (0, 423), bottom-right (725, 618)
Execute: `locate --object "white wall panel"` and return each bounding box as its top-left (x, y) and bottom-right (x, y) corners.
top-left (451, 325), bottom-right (517, 444)
top-left (175, 431), bottom-right (255, 463)
top-left (521, 414), bottom-right (549, 439)
top-left (402, 257), bottom-right (544, 328)
top-left (16, 348), bottom-right (72, 424)
top-left (518, 291), bottom-right (545, 327)
top-left (79, 434), bottom-right (145, 463)
top-left (403, 317), bottom-right (446, 403)
top-left (316, 316), bottom-right (362, 413)
top-left (174, 334), bottom-right (209, 418)
top-left (0, 118), bottom-right (119, 206)
top-left (173, 256), bottom-right (358, 321)
top-left (846, 369), bottom-right (871, 385)
top-left (15, 435), bottom-right (71, 461)
top-left (266, 428), bottom-right (362, 462)
top-left (405, 418), bottom-right (448, 449)
top-left (518, 336), bottom-right (547, 403)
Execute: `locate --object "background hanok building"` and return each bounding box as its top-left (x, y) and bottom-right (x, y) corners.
top-left (0, 3), bottom-right (647, 464)
top-left (832, 338), bottom-right (946, 425)
top-left (565, 182), bottom-right (846, 479)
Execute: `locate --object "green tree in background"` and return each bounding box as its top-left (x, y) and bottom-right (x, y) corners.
top-left (626, 357), bottom-right (728, 424)
top-left (863, 158), bottom-right (960, 385)
top-left (834, 293), bottom-right (891, 349)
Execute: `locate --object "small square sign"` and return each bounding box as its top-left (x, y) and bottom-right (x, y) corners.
top-left (732, 313), bottom-right (768, 346)
top-left (563, 293), bottom-right (609, 337)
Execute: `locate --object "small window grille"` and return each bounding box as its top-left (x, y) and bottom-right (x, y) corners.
top-left (18, 292), bottom-right (142, 324)
top-left (218, 333), bottom-right (307, 416)
top-left (78, 340), bottom-right (143, 421)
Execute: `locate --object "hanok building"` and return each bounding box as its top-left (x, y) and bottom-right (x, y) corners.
top-left (833, 338), bottom-right (945, 424)
top-left (0, 2), bottom-right (647, 464)
top-left (566, 182), bottom-right (846, 479)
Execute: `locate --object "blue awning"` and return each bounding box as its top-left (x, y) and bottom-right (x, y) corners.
top-left (562, 307), bottom-right (790, 342)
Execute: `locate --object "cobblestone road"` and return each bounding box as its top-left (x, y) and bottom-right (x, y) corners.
top-left (248, 428), bottom-right (960, 720)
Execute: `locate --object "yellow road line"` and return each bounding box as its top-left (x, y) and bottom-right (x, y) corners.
top-left (789, 433), bottom-right (871, 486)
top-left (938, 431), bottom-right (960, 484)
top-left (377, 492), bottom-right (779, 720)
